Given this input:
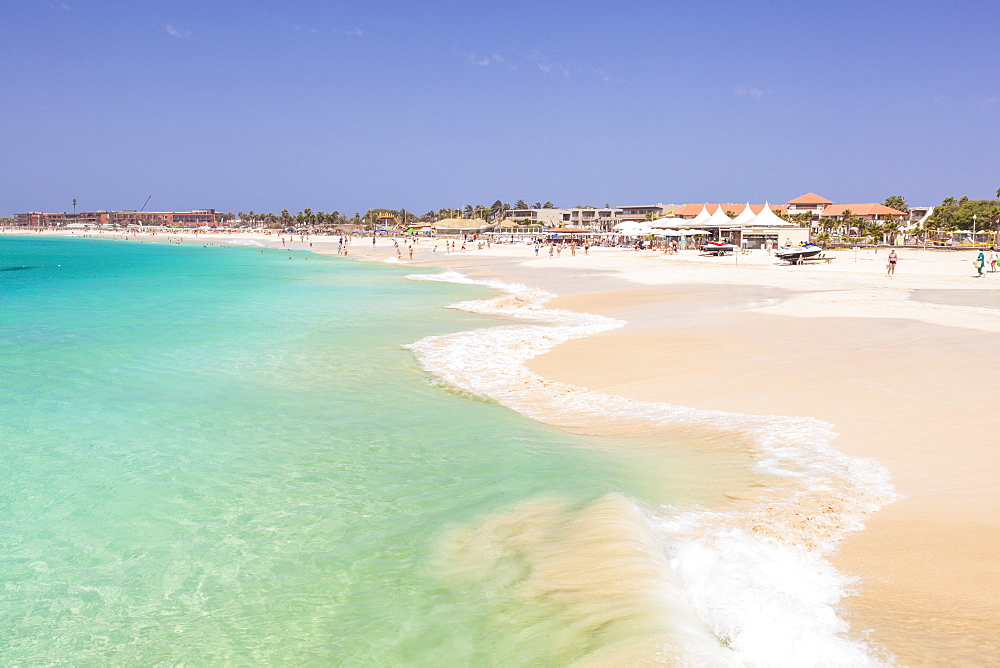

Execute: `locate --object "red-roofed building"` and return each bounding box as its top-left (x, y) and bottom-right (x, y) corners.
top-left (15, 209), bottom-right (227, 228)
top-left (786, 193), bottom-right (834, 216)
top-left (819, 203), bottom-right (909, 220)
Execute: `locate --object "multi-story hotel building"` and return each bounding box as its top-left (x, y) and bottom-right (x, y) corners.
top-left (13, 209), bottom-right (228, 227)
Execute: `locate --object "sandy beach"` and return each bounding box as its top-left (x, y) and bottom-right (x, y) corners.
top-left (393, 238), bottom-right (1000, 664)
top-left (12, 228), bottom-right (999, 664)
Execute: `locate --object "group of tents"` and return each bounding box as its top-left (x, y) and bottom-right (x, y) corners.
top-left (613, 202), bottom-right (789, 238)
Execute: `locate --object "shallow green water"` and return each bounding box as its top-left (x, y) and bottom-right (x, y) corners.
top-left (0, 236), bottom-right (728, 664)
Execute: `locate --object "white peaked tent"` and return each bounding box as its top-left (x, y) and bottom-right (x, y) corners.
top-left (703, 205), bottom-right (734, 227)
top-left (613, 221), bottom-right (655, 235)
top-left (729, 203), bottom-right (758, 226)
top-left (743, 201), bottom-right (789, 227)
top-left (686, 205), bottom-right (712, 227)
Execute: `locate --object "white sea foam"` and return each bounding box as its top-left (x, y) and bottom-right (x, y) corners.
top-left (405, 269), bottom-right (898, 665)
top-left (219, 237), bottom-right (268, 247)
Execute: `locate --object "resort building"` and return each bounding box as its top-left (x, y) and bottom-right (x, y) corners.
top-left (14, 211), bottom-right (117, 227)
top-left (14, 209), bottom-right (228, 227)
top-left (114, 209), bottom-right (225, 226)
top-left (907, 205), bottom-right (935, 229)
top-left (785, 193), bottom-right (833, 216)
top-left (617, 204), bottom-right (676, 222)
top-left (506, 208), bottom-right (569, 227)
top-left (817, 203), bottom-right (909, 225)
top-left (563, 206), bottom-right (621, 229)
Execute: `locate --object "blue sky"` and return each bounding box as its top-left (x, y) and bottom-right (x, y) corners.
top-left (3, 0), bottom-right (998, 215)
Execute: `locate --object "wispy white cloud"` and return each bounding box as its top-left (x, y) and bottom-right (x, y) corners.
top-left (165, 23), bottom-right (191, 39)
top-left (465, 53), bottom-right (505, 67)
top-left (733, 85), bottom-right (763, 99)
top-left (460, 48), bottom-right (573, 76)
top-left (595, 68), bottom-right (611, 83)
top-left (58, 2), bottom-right (71, 10)
top-left (332, 27), bottom-right (364, 37)
top-left (528, 51), bottom-right (568, 77)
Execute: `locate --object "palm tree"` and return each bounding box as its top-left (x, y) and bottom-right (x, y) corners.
top-left (839, 209), bottom-right (854, 240)
top-left (490, 199), bottom-right (506, 221)
top-left (883, 220), bottom-right (900, 245)
top-left (884, 195), bottom-right (908, 215)
top-left (515, 199), bottom-right (528, 210)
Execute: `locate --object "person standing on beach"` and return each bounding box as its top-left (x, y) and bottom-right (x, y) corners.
top-left (988, 248), bottom-right (997, 273)
top-left (974, 251), bottom-right (986, 277)
top-left (887, 249), bottom-right (898, 276)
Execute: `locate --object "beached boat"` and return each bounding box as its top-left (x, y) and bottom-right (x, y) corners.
top-left (775, 243), bottom-right (823, 262)
top-left (699, 241), bottom-right (738, 255)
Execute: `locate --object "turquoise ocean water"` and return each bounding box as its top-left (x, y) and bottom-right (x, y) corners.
top-left (0, 236), bottom-right (727, 664)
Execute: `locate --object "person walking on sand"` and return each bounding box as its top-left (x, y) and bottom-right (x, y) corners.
top-left (887, 248), bottom-right (898, 276)
top-left (989, 248), bottom-right (997, 273)
top-left (974, 250), bottom-right (986, 277)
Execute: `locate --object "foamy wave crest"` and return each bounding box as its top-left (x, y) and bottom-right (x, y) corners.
top-left (221, 238), bottom-right (268, 247)
top-left (404, 270), bottom-right (898, 665)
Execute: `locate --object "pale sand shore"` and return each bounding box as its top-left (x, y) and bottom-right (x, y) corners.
top-left (16, 230), bottom-right (1000, 662)
top-left (391, 242), bottom-right (999, 665)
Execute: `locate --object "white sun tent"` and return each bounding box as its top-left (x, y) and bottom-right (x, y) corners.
top-left (729, 203), bottom-right (757, 226)
top-left (686, 205), bottom-right (712, 227)
top-left (702, 206), bottom-right (733, 228)
top-left (614, 221), bottom-right (654, 235)
top-left (743, 201), bottom-right (789, 227)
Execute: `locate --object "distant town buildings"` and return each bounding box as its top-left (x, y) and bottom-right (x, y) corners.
top-left (13, 209), bottom-right (227, 228)
top-left (11, 194), bottom-right (911, 238)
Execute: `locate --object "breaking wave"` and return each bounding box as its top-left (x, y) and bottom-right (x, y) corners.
top-left (405, 269), bottom-right (898, 665)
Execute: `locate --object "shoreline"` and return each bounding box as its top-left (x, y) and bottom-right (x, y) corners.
top-left (11, 229), bottom-right (1000, 662)
top-left (394, 240), bottom-right (1000, 663)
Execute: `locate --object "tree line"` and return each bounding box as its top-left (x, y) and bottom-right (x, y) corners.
top-left (922, 190), bottom-right (1000, 236)
top-left (235, 199), bottom-right (563, 229)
